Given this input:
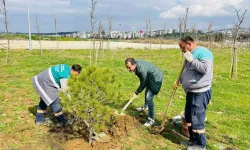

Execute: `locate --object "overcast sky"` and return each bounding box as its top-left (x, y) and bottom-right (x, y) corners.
top-left (2, 0), bottom-right (250, 33)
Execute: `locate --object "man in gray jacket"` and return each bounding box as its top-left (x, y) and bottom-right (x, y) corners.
top-left (125, 58), bottom-right (164, 127)
top-left (174, 36), bottom-right (213, 150)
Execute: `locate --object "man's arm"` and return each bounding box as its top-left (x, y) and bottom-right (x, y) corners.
top-left (60, 78), bottom-right (69, 92)
top-left (59, 78), bottom-right (72, 99)
top-left (135, 71), bottom-right (148, 95)
top-left (184, 51), bottom-right (213, 74)
top-left (191, 59), bottom-right (212, 74)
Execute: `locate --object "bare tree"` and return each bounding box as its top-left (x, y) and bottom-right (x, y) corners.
top-left (183, 8), bottom-right (189, 36)
top-left (145, 19), bottom-right (150, 50)
top-left (230, 8), bottom-right (248, 79)
top-left (149, 20), bottom-right (152, 51)
top-left (89, 0), bottom-right (98, 66)
top-left (36, 15), bottom-right (42, 55)
top-left (191, 24), bottom-right (198, 41)
top-left (179, 18), bottom-right (183, 38)
top-left (97, 21), bottom-right (104, 61)
top-left (160, 22), bottom-right (167, 50)
top-left (107, 16), bottom-right (112, 51)
top-left (248, 27), bottom-right (250, 50)
top-left (1, 0), bottom-right (10, 63)
top-left (208, 22), bottom-right (213, 50)
top-left (54, 17), bottom-right (59, 52)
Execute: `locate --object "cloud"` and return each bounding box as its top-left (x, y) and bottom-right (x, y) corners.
top-left (159, 10), bottom-right (177, 19)
top-left (7, 0), bottom-right (87, 15)
top-left (2, 0), bottom-right (250, 32)
top-left (159, 0), bottom-right (249, 19)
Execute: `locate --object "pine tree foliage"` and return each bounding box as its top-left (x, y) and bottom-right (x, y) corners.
top-left (61, 67), bottom-right (125, 134)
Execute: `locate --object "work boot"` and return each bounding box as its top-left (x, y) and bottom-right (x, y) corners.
top-left (181, 140), bottom-right (196, 146)
top-left (187, 145), bottom-right (206, 150)
top-left (56, 114), bottom-right (73, 127)
top-left (144, 117), bottom-right (155, 127)
top-left (36, 117), bottom-right (53, 126)
top-left (57, 119), bottom-right (74, 127)
top-left (136, 105), bottom-right (148, 112)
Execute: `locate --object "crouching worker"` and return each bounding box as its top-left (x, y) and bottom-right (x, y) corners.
top-left (125, 58), bottom-right (164, 127)
top-left (32, 64), bottom-right (82, 127)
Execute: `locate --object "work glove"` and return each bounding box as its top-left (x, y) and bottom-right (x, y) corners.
top-left (183, 51), bottom-right (194, 63)
top-left (173, 81), bottom-right (179, 90)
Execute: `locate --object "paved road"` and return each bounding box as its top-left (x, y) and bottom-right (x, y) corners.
top-left (0, 40), bottom-right (179, 50)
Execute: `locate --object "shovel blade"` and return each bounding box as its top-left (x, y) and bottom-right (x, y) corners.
top-left (93, 132), bottom-right (111, 143)
top-left (151, 126), bottom-right (165, 134)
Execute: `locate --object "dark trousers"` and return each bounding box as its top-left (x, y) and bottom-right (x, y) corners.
top-left (185, 89), bottom-right (211, 147)
top-left (36, 97), bottom-right (65, 123)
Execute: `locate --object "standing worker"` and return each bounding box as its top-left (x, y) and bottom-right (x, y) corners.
top-left (125, 58), bottom-right (164, 127)
top-left (174, 36), bottom-right (213, 150)
top-left (32, 64), bottom-right (82, 127)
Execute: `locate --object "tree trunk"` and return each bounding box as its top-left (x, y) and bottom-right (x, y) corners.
top-left (39, 39), bottom-right (42, 55)
top-left (89, 127), bottom-right (93, 145)
top-left (6, 38), bottom-right (10, 63)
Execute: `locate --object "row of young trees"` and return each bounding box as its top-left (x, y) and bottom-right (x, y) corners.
top-left (1, 0), bottom-right (249, 79)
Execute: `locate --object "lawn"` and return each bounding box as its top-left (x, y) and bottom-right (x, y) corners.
top-left (0, 48), bottom-right (249, 150)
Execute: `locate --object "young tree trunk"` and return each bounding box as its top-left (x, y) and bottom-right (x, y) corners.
top-left (90, 0), bottom-right (98, 66)
top-left (54, 17), bottom-right (59, 52)
top-left (179, 18), bottom-right (183, 38)
top-left (107, 16), bottom-right (112, 51)
top-left (149, 20), bottom-right (152, 52)
top-left (145, 20), bottom-right (148, 50)
top-left (183, 8), bottom-right (189, 37)
top-left (36, 15), bottom-right (42, 55)
top-left (1, 0), bottom-right (10, 63)
top-left (101, 38), bottom-right (104, 59)
top-left (229, 9), bottom-right (247, 79)
top-left (89, 127), bottom-right (93, 145)
top-left (160, 22), bottom-right (167, 50)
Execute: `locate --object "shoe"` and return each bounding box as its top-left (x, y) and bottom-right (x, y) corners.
top-left (144, 117), bottom-right (155, 127)
top-left (187, 145), bottom-right (206, 150)
top-left (181, 140), bottom-right (196, 146)
top-left (57, 119), bottom-right (74, 127)
top-left (36, 117), bottom-right (53, 126)
top-left (136, 105), bottom-right (148, 112)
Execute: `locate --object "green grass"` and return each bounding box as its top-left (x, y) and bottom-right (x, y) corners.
top-left (0, 48), bottom-right (249, 149)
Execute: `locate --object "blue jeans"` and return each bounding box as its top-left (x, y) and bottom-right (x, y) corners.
top-left (144, 88), bottom-right (155, 119)
top-left (185, 89), bottom-right (211, 147)
top-left (36, 97), bottom-right (65, 123)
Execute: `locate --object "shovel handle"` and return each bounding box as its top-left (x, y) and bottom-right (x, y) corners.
top-left (160, 60), bottom-right (187, 128)
top-left (121, 96), bottom-right (137, 112)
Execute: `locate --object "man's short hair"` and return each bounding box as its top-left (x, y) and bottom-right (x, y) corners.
top-left (125, 58), bottom-right (136, 65)
top-left (180, 36), bottom-right (194, 43)
top-left (71, 64), bottom-right (82, 73)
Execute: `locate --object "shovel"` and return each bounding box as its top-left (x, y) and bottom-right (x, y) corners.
top-left (83, 120), bottom-right (111, 143)
top-left (115, 95), bottom-right (137, 115)
top-left (151, 61), bottom-right (187, 134)
top-left (121, 95), bottom-right (137, 114)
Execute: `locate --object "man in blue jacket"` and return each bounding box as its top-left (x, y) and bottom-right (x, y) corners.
top-left (174, 36), bottom-right (213, 150)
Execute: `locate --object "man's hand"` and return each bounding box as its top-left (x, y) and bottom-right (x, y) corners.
top-left (173, 81), bottom-right (179, 90)
top-left (133, 93), bottom-right (138, 98)
top-left (183, 51), bottom-right (194, 63)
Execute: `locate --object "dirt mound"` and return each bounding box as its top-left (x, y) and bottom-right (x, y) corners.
top-left (112, 115), bottom-right (141, 137)
top-left (65, 115), bottom-right (141, 150)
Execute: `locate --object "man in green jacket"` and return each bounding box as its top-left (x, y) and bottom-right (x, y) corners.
top-left (125, 58), bottom-right (164, 127)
